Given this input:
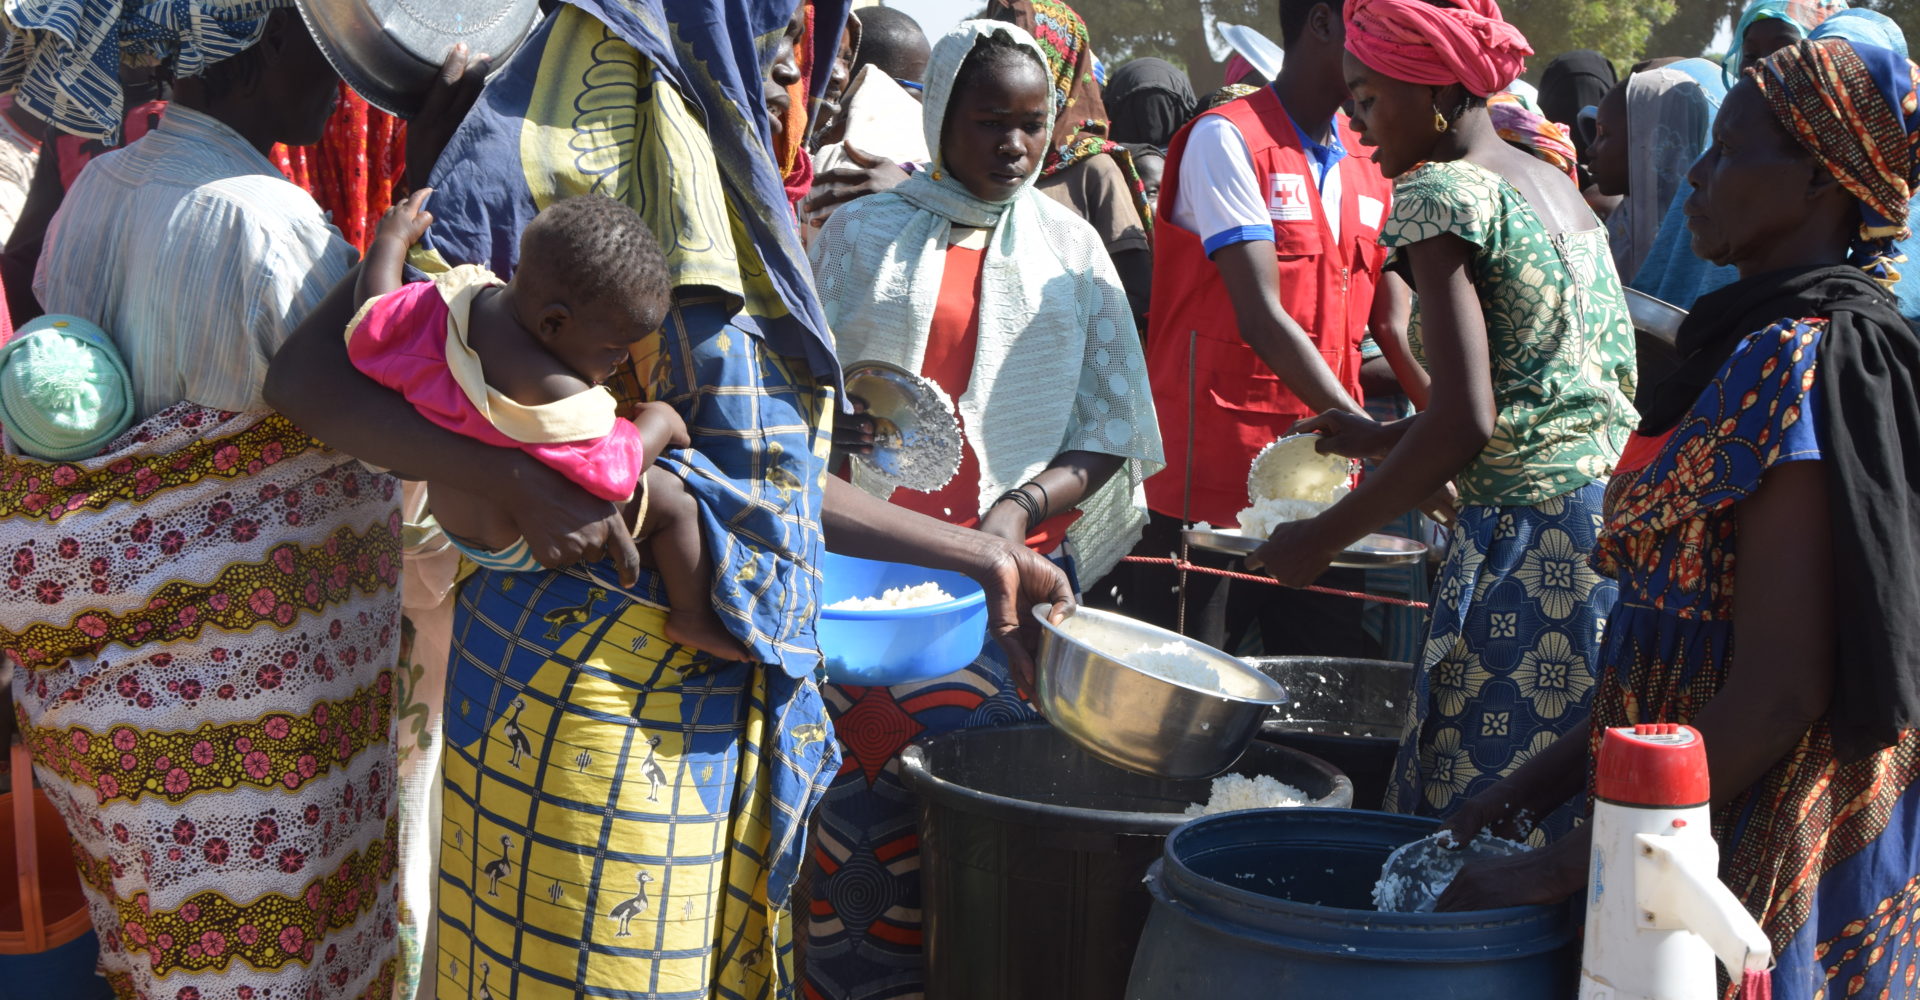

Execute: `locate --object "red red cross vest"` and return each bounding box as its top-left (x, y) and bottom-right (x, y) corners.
top-left (1143, 88), bottom-right (1392, 525)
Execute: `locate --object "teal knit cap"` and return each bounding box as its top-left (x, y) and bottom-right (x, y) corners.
top-left (0, 315), bottom-right (135, 460)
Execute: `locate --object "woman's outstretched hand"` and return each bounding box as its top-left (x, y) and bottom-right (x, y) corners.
top-left (1247, 517), bottom-right (1345, 588)
top-left (972, 539), bottom-right (1073, 699)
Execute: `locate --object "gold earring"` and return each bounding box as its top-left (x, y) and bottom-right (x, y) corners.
top-left (1433, 106), bottom-right (1449, 133)
top-left (931, 169), bottom-right (944, 180)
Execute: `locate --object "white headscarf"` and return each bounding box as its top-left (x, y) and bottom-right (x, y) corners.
top-left (1607, 66), bottom-right (1716, 280)
top-left (810, 19), bottom-right (1163, 581)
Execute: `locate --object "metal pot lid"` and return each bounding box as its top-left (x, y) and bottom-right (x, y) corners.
top-left (295, 0), bottom-right (541, 117)
top-left (844, 360), bottom-right (964, 495)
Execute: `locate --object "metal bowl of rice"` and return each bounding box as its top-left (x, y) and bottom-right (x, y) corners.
top-left (1033, 605), bottom-right (1287, 780)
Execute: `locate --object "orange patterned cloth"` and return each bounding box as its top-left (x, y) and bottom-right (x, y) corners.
top-left (3, 403), bottom-right (405, 999)
top-left (271, 85), bottom-right (408, 252)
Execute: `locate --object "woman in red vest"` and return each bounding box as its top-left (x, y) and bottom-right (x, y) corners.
top-left (1253, 0), bottom-right (1639, 841)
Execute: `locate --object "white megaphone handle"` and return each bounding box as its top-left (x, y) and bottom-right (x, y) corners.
top-left (1634, 833), bottom-right (1773, 979)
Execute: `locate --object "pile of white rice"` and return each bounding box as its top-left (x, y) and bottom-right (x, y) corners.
top-left (1126, 640), bottom-right (1224, 692)
top-left (1234, 494), bottom-right (1343, 538)
top-left (826, 582), bottom-right (955, 611)
top-left (1184, 774), bottom-right (1311, 817)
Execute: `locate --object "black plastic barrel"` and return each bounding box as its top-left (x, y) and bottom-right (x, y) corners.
top-left (1249, 657), bottom-right (1415, 810)
top-left (1127, 810), bottom-right (1580, 999)
top-left (899, 723), bottom-right (1351, 1000)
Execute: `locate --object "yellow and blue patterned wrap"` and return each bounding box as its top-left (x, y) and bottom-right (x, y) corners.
top-left (414, 1), bottom-right (850, 995)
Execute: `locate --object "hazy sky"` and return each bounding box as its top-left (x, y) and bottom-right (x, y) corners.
top-left (878, 0), bottom-right (967, 40)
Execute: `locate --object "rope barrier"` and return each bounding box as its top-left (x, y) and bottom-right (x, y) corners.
top-left (1119, 555), bottom-right (1432, 610)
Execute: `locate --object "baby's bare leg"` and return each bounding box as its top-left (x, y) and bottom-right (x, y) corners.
top-left (427, 485), bottom-right (520, 552)
top-left (637, 467), bottom-right (751, 661)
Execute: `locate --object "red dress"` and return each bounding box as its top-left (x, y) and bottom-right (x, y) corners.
top-left (888, 243), bottom-right (1078, 546)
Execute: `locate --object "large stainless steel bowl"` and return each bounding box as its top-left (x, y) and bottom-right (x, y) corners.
top-left (295, 0), bottom-right (541, 117)
top-left (1033, 605), bottom-right (1287, 780)
top-left (1624, 287), bottom-right (1686, 348)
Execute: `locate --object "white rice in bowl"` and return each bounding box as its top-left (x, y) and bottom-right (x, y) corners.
top-left (1126, 640), bottom-right (1226, 692)
top-left (827, 582), bottom-right (955, 611)
top-left (1234, 495), bottom-right (1340, 538)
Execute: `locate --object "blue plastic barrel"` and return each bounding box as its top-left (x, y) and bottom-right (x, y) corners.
top-left (1126, 810), bottom-right (1579, 999)
top-left (0, 930), bottom-right (115, 1000)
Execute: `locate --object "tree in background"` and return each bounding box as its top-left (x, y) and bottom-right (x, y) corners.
top-left (1642, 0), bottom-right (1742, 61)
top-left (1072, 0), bottom-right (1678, 87)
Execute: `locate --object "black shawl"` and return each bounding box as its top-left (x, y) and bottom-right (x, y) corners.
top-left (1106, 57), bottom-right (1197, 150)
top-left (1639, 265), bottom-right (1920, 761)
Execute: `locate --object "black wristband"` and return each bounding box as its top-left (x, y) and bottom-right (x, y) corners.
top-left (1024, 481), bottom-right (1052, 524)
top-left (995, 488), bottom-right (1040, 531)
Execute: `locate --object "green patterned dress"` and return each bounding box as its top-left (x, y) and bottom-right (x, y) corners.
top-left (1379, 159), bottom-right (1639, 840)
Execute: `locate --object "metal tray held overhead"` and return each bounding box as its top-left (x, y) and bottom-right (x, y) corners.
top-left (295, 0), bottom-right (541, 117)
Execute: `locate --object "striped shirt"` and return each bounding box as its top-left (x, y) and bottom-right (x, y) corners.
top-left (35, 104), bottom-right (356, 420)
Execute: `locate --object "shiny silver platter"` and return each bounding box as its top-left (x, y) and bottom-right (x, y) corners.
top-left (296, 0), bottom-right (541, 117)
top-left (844, 360), bottom-right (964, 494)
top-left (1623, 287), bottom-right (1686, 348)
top-left (1182, 525), bottom-right (1428, 568)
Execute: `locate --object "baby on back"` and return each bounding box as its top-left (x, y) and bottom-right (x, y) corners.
top-left (350, 191), bottom-right (746, 660)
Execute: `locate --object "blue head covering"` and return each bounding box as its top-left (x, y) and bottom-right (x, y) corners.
top-left (0, 0), bottom-right (292, 141)
top-left (1809, 8), bottom-right (1908, 56)
top-left (1724, 0), bottom-right (1849, 86)
top-left (1628, 57), bottom-right (1739, 307)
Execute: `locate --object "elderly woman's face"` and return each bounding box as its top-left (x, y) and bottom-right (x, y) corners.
top-left (1343, 51), bottom-right (1441, 178)
top-left (1683, 80), bottom-right (1817, 267)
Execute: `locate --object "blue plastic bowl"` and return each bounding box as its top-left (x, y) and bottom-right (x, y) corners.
top-left (818, 552), bottom-right (989, 686)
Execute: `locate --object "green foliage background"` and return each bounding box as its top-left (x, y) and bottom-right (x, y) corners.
top-left (1062, 0), bottom-right (1920, 90)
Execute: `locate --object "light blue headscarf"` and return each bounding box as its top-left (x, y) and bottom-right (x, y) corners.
top-left (1810, 8), bottom-right (1907, 55)
top-left (1724, 0), bottom-right (1849, 86)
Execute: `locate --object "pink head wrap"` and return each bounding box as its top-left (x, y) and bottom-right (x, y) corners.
top-left (1224, 53), bottom-right (1258, 87)
top-left (1342, 0), bottom-right (1534, 98)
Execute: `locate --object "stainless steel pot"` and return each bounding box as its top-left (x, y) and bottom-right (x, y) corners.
top-left (1624, 287), bottom-right (1686, 348)
top-left (1033, 605), bottom-right (1286, 780)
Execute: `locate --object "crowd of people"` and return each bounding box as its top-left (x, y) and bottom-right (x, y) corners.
top-left (0, 0), bottom-right (1915, 999)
